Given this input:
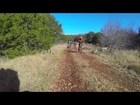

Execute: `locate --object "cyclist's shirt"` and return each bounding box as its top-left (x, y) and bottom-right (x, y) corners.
top-left (77, 39), bottom-right (84, 44)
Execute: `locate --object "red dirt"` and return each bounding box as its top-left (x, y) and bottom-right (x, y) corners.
top-left (81, 52), bottom-right (140, 91)
top-left (51, 44), bottom-right (140, 92)
top-left (52, 47), bottom-right (89, 92)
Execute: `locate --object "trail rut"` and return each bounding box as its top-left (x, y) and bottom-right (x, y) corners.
top-left (51, 44), bottom-right (140, 92)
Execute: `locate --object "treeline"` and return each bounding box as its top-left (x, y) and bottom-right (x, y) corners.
top-left (60, 34), bottom-right (72, 43)
top-left (100, 21), bottom-right (140, 50)
top-left (73, 21), bottom-right (140, 50)
top-left (72, 31), bottom-right (102, 46)
top-left (0, 13), bottom-right (69, 59)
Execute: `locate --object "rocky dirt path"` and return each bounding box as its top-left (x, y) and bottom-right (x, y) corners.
top-left (51, 46), bottom-right (89, 92)
top-left (51, 44), bottom-right (140, 92)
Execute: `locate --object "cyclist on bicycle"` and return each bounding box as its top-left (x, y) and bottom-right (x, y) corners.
top-left (67, 40), bottom-right (70, 48)
top-left (77, 37), bottom-right (84, 51)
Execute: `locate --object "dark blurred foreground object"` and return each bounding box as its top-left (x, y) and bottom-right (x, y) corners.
top-left (0, 68), bottom-right (20, 92)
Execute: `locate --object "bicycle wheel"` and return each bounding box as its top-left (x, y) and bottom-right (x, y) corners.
top-left (78, 45), bottom-right (81, 53)
top-left (80, 46), bottom-right (82, 54)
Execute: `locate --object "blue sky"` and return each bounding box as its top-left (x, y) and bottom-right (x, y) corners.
top-left (51, 13), bottom-right (140, 35)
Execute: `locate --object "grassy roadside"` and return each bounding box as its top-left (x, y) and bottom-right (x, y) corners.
top-left (83, 44), bottom-right (140, 85)
top-left (0, 44), bottom-right (66, 92)
top-left (71, 52), bottom-right (131, 92)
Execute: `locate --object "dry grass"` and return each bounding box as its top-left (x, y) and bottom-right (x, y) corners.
top-left (0, 44), bottom-right (66, 92)
top-left (83, 44), bottom-right (140, 85)
top-left (72, 52), bottom-right (130, 92)
top-left (82, 44), bottom-right (94, 53)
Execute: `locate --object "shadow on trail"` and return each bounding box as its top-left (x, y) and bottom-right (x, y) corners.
top-left (65, 49), bottom-right (78, 53)
top-left (22, 91), bottom-right (30, 92)
top-left (0, 68), bottom-right (20, 92)
top-left (67, 50), bottom-right (78, 53)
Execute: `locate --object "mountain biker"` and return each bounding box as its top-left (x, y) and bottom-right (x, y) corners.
top-left (77, 37), bottom-right (84, 51)
top-left (69, 40), bottom-right (72, 47)
top-left (67, 40), bottom-right (70, 48)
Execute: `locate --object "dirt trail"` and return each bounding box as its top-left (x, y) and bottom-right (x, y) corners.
top-left (73, 51), bottom-right (140, 91)
top-left (51, 44), bottom-right (140, 92)
top-left (52, 46), bottom-right (89, 92)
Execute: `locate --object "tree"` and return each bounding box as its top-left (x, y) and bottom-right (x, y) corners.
top-left (100, 21), bottom-right (121, 48)
top-left (0, 13), bottom-right (63, 59)
top-left (60, 34), bottom-right (72, 42)
top-left (137, 27), bottom-right (140, 47)
top-left (92, 32), bottom-right (102, 45)
top-left (100, 21), bottom-right (137, 50)
top-left (84, 31), bottom-right (95, 43)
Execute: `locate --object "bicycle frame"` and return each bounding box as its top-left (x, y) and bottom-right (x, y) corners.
top-left (78, 43), bottom-right (82, 54)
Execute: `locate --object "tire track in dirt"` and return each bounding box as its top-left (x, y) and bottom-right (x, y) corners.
top-left (51, 44), bottom-right (140, 92)
top-left (74, 51), bottom-right (140, 92)
top-left (51, 46), bottom-right (89, 92)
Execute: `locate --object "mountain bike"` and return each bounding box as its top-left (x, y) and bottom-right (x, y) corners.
top-left (78, 43), bottom-right (82, 54)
